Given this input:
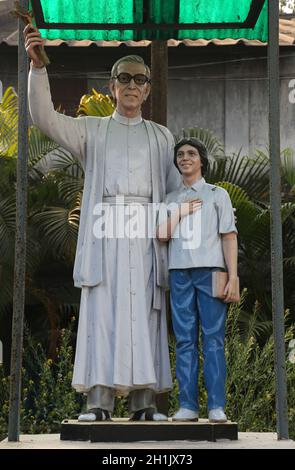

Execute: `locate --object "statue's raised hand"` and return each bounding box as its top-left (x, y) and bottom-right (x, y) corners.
top-left (23, 24), bottom-right (47, 68)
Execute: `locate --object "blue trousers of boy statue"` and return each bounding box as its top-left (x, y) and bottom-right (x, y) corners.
top-left (169, 268), bottom-right (227, 412)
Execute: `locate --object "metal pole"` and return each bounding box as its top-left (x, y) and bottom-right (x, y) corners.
top-left (8, 0), bottom-right (29, 442)
top-left (268, 0), bottom-right (289, 439)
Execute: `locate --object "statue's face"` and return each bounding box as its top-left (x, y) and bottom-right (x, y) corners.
top-left (176, 144), bottom-right (203, 177)
top-left (109, 62), bottom-right (151, 116)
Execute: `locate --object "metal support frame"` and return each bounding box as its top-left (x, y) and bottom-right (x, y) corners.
top-left (268, 0), bottom-right (289, 440)
top-left (8, 0), bottom-right (29, 442)
top-left (8, 0), bottom-right (289, 442)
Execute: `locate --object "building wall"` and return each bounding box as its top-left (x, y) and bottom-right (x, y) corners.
top-left (167, 52), bottom-right (295, 155)
top-left (0, 50), bottom-right (18, 96)
top-left (1, 46), bottom-right (295, 155)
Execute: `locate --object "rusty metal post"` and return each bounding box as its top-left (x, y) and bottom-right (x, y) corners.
top-left (8, 0), bottom-right (29, 442)
top-left (268, 0), bottom-right (289, 439)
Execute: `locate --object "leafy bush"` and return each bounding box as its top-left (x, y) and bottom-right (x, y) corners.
top-left (225, 299), bottom-right (295, 433)
top-left (1, 302), bottom-right (295, 441)
top-left (0, 318), bottom-right (84, 439)
top-left (0, 364), bottom-right (9, 441)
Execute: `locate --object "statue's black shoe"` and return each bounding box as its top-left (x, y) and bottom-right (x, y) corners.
top-left (78, 408), bottom-right (112, 421)
top-left (129, 407), bottom-right (168, 421)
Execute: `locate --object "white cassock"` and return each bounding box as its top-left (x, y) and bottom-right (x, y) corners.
top-left (73, 112), bottom-right (172, 395)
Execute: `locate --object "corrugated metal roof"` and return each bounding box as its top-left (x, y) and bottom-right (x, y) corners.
top-left (0, 0), bottom-right (295, 47)
top-left (33, 0), bottom-right (268, 42)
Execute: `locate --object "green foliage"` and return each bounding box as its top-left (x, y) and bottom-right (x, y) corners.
top-left (0, 87), bottom-right (18, 158)
top-left (21, 322), bottom-right (83, 433)
top-left (0, 87), bottom-right (83, 352)
top-left (0, 364), bottom-right (9, 441)
top-left (77, 89), bottom-right (115, 117)
top-left (225, 299), bottom-right (277, 431)
top-left (208, 150), bottom-right (270, 203)
top-left (281, 148), bottom-right (295, 199)
top-left (28, 127), bottom-right (61, 175)
top-left (1, 300), bottom-right (295, 439)
top-left (0, 319), bottom-right (83, 440)
top-left (175, 127), bottom-right (224, 160)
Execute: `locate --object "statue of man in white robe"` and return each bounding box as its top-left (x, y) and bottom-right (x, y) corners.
top-left (24, 24), bottom-right (181, 421)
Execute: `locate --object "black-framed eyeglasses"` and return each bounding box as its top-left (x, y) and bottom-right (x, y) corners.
top-left (112, 73), bottom-right (151, 85)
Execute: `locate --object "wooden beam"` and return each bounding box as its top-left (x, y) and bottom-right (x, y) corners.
top-left (151, 40), bottom-right (168, 126)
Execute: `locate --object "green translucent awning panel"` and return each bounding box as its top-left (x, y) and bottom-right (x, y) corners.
top-left (30, 0), bottom-right (268, 42)
top-left (178, 0), bottom-right (268, 41)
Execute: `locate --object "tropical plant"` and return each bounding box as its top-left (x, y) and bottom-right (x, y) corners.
top-left (0, 88), bottom-right (81, 356)
top-left (77, 88), bottom-right (115, 117)
top-left (281, 148), bottom-right (295, 200)
top-left (176, 127), bottom-right (225, 160)
top-left (1, 297), bottom-right (295, 440)
top-left (0, 87), bottom-right (18, 158)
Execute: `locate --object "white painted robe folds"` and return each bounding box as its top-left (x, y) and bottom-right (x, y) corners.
top-left (28, 67), bottom-right (181, 395)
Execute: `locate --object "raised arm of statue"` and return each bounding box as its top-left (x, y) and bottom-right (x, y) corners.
top-left (24, 25), bottom-right (88, 167)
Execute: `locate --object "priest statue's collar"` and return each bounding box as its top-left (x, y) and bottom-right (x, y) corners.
top-left (112, 109), bottom-right (143, 126)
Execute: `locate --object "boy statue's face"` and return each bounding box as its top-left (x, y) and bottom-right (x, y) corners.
top-left (176, 144), bottom-right (203, 178)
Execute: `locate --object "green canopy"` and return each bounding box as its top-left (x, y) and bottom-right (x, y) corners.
top-left (30, 0), bottom-right (268, 41)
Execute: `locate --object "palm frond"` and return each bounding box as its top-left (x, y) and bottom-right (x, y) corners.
top-left (46, 149), bottom-right (84, 178)
top-left (57, 177), bottom-right (83, 206)
top-left (281, 202), bottom-right (295, 223)
top-left (207, 156), bottom-right (228, 182)
top-left (0, 87), bottom-right (18, 157)
top-left (244, 209), bottom-right (271, 253)
top-left (175, 127), bottom-right (224, 159)
top-left (30, 147), bottom-right (84, 189)
top-left (0, 280), bottom-right (14, 316)
top-left (215, 181), bottom-right (250, 205)
top-left (0, 196), bottom-right (16, 259)
top-left (0, 157), bottom-right (17, 197)
top-left (284, 256), bottom-right (295, 268)
top-left (32, 206), bottom-right (79, 262)
top-left (209, 151), bottom-right (270, 202)
top-left (77, 89), bottom-right (115, 117)
top-left (237, 301), bottom-right (273, 343)
top-left (28, 126), bottom-right (61, 170)
top-left (281, 148), bottom-right (295, 188)
top-left (214, 182), bottom-right (260, 241)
